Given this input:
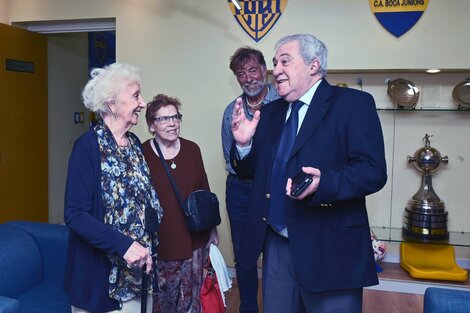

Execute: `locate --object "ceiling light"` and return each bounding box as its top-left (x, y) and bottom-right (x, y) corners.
top-left (231, 0), bottom-right (241, 10)
top-left (426, 69), bottom-right (441, 74)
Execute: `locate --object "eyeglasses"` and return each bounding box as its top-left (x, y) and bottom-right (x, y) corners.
top-left (153, 113), bottom-right (183, 125)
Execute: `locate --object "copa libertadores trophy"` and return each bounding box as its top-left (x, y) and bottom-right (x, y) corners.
top-left (403, 134), bottom-right (449, 241)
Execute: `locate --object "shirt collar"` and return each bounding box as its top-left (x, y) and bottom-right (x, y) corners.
top-left (298, 79), bottom-right (322, 106)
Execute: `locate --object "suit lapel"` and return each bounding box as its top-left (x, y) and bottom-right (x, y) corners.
top-left (291, 80), bottom-right (333, 157)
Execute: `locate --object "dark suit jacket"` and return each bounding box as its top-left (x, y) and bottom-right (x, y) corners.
top-left (231, 79), bottom-right (387, 292)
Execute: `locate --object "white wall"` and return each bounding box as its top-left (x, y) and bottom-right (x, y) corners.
top-left (7, 0), bottom-right (470, 264)
top-left (0, 0), bottom-right (8, 24)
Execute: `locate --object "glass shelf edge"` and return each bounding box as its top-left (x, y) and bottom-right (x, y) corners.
top-left (371, 226), bottom-right (470, 247)
top-left (327, 69), bottom-right (470, 74)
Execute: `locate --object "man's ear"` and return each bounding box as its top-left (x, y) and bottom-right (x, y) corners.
top-left (309, 59), bottom-right (320, 75)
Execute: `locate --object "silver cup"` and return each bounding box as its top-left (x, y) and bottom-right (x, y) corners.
top-left (403, 134), bottom-right (449, 241)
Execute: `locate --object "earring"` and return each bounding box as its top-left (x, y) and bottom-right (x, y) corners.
top-left (106, 102), bottom-right (117, 119)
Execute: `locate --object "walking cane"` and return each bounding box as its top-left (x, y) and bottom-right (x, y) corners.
top-left (141, 263), bottom-right (148, 313)
top-left (142, 206), bottom-right (160, 313)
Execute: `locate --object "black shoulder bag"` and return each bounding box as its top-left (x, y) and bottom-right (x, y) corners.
top-left (153, 139), bottom-right (221, 233)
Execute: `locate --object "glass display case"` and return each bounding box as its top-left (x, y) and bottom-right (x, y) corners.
top-left (327, 70), bottom-right (470, 244)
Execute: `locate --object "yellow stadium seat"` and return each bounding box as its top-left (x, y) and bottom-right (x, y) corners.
top-left (400, 242), bottom-right (468, 282)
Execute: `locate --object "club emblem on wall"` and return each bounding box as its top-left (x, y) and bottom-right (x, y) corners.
top-left (89, 31), bottom-right (116, 70)
top-left (369, 0), bottom-right (429, 38)
top-left (93, 32), bottom-right (108, 64)
top-left (228, 0), bottom-right (288, 42)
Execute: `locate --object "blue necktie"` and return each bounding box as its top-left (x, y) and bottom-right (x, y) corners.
top-left (269, 100), bottom-right (303, 234)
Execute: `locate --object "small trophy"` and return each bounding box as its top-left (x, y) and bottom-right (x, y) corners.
top-left (403, 134), bottom-right (449, 241)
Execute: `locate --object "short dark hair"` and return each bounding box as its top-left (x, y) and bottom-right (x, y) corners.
top-left (229, 46), bottom-right (266, 73)
top-left (145, 94), bottom-right (182, 133)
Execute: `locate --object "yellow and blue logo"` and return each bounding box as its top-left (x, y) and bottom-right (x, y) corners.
top-left (228, 0), bottom-right (288, 42)
top-left (370, 0), bottom-right (428, 37)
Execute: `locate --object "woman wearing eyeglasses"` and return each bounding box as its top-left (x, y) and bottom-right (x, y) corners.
top-left (142, 94), bottom-right (219, 313)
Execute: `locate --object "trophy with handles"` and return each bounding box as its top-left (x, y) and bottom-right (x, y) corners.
top-left (403, 134), bottom-right (449, 241)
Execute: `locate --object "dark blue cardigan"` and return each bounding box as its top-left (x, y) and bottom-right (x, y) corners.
top-left (63, 128), bottom-right (135, 313)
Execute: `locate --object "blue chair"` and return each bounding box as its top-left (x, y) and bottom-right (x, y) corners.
top-left (0, 221), bottom-right (70, 313)
top-left (424, 287), bottom-right (470, 312)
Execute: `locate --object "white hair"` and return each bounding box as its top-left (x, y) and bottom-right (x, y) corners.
top-left (275, 34), bottom-right (328, 77)
top-left (81, 63), bottom-right (141, 114)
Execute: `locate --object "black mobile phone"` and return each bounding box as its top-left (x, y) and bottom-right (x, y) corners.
top-left (290, 172), bottom-right (313, 197)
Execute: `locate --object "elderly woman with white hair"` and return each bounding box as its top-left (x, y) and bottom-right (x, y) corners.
top-left (64, 63), bottom-right (163, 313)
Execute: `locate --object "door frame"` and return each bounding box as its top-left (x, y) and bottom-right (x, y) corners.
top-left (13, 17), bottom-right (115, 34)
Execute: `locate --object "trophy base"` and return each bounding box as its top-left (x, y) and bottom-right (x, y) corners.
top-left (403, 207), bottom-right (449, 242)
top-left (402, 226), bottom-right (449, 242)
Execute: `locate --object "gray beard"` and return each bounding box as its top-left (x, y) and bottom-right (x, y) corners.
top-left (242, 80), bottom-right (266, 97)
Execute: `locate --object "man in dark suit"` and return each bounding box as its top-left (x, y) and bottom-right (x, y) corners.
top-left (230, 34), bottom-right (387, 313)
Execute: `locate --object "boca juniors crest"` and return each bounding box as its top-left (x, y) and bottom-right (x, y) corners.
top-left (228, 0), bottom-right (288, 42)
top-left (89, 31), bottom-right (116, 70)
top-left (370, 0), bottom-right (428, 38)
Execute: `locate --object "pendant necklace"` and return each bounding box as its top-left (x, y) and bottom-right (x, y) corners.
top-left (151, 138), bottom-right (178, 170)
top-left (245, 96), bottom-right (263, 110)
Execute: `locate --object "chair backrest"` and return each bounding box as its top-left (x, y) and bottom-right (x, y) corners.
top-left (424, 287), bottom-right (470, 313)
top-left (8, 221), bottom-right (69, 283)
top-left (0, 224), bottom-right (42, 297)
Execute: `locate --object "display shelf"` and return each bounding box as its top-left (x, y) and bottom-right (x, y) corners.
top-left (373, 262), bottom-right (470, 295)
top-left (326, 69), bottom-right (470, 246)
top-left (328, 69), bottom-right (470, 74)
top-left (371, 226), bottom-right (470, 247)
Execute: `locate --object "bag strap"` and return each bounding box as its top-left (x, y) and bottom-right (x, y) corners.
top-left (153, 139), bottom-right (188, 216)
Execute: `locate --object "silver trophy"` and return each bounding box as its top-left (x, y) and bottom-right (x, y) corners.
top-left (403, 134), bottom-right (449, 241)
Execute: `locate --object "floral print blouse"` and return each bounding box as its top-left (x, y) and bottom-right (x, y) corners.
top-left (95, 121), bottom-right (163, 302)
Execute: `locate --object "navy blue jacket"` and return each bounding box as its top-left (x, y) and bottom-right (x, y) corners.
top-left (63, 128), bottom-right (135, 313)
top-left (231, 80), bottom-right (387, 292)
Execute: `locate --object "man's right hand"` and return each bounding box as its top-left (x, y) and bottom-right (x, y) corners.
top-left (231, 97), bottom-right (260, 146)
